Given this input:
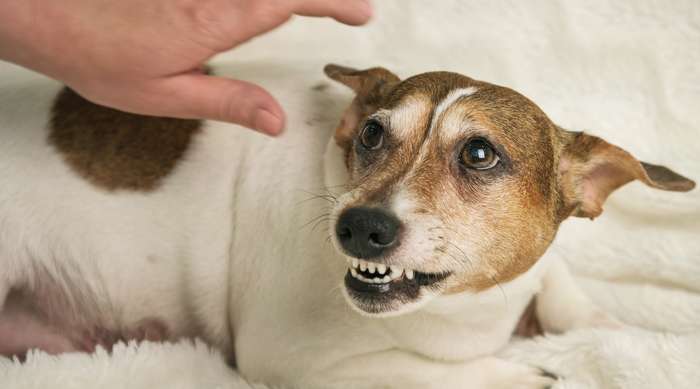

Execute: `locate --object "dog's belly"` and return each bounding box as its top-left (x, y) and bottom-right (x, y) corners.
top-left (0, 288), bottom-right (169, 358)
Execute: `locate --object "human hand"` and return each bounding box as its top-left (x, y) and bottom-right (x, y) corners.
top-left (0, 0), bottom-right (372, 135)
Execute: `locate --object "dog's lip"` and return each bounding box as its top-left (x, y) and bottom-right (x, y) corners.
top-left (344, 259), bottom-right (452, 294)
top-left (342, 260), bottom-right (452, 314)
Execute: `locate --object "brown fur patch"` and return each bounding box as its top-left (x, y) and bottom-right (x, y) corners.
top-left (326, 65), bottom-right (694, 297)
top-left (48, 88), bottom-right (200, 191)
top-left (327, 68), bottom-right (562, 293)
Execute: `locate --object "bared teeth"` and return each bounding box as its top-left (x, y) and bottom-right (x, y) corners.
top-left (368, 262), bottom-right (376, 273)
top-left (347, 260), bottom-right (417, 284)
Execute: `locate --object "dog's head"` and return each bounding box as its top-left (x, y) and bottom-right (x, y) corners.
top-left (323, 64), bottom-right (695, 317)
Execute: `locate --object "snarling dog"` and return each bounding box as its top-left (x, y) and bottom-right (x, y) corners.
top-left (0, 63), bottom-right (694, 388)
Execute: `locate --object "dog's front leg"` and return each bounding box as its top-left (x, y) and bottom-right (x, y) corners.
top-left (535, 260), bottom-right (622, 333)
top-left (313, 350), bottom-right (556, 389)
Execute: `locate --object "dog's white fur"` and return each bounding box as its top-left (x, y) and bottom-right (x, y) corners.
top-left (0, 64), bottom-right (613, 388)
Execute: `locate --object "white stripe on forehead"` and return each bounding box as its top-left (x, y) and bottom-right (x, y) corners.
top-left (429, 87), bottom-right (478, 135)
top-left (378, 95), bottom-right (431, 139)
top-left (389, 88), bottom-right (478, 214)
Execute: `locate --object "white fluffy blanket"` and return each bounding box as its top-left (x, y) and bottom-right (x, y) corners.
top-left (1, 1), bottom-right (699, 388)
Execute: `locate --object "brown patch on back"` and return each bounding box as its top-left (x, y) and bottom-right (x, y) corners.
top-left (48, 87), bottom-right (201, 191)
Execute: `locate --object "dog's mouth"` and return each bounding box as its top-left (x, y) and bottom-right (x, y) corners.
top-left (343, 259), bottom-right (452, 315)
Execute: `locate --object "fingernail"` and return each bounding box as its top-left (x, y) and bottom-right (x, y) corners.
top-left (253, 109), bottom-right (283, 135)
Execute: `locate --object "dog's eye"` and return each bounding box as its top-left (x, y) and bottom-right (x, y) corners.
top-left (359, 120), bottom-right (384, 150)
top-left (460, 138), bottom-right (499, 170)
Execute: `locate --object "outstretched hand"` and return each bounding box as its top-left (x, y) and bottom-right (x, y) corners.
top-left (0, 0), bottom-right (373, 135)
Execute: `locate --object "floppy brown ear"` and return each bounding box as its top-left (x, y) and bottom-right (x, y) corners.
top-left (324, 64), bottom-right (400, 152)
top-left (558, 130), bottom-right (695, 219)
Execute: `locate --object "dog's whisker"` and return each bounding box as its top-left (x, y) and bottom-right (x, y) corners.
top-left (295, 194), bottom-right (337, 206)
top-left (300, 212), bottom-right (331, 230)
top-left (489, 275), bottom-right (508, 307)
top-left (435, 246), bottom-right (464, 270)
top-left (294, 188), bottom-right (340, 205)
top-left (310, 217), bottom-right (331, 233)
top-left (443, 240), bottom-right (474, 271)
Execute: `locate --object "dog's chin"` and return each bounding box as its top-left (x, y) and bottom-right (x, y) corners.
top-left (340, 261), bottom-right (452, 317)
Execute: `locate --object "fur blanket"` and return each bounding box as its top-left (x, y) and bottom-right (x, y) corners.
top-left (1, 0), bottom-right (699, 388)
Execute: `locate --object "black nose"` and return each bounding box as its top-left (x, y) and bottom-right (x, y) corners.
top-left (335, 207), bottom-right (401, 259)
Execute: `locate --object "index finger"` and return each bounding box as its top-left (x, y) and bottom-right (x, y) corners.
top-left (290, 0), bottom-right (373, 26)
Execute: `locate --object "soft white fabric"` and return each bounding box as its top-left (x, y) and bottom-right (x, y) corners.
top-left (1, 0), bottom-right (698, 388)
top-left (0, 340), bottom-right (268, 389)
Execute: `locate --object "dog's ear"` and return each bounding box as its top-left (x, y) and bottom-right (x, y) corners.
top-left (557, 130), bottom-right (695, 219)
top-left (324, 64), bottom-right (400, 152)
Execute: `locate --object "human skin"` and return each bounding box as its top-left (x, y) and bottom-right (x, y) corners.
top-left (0, 0), bottom-right (372, 135)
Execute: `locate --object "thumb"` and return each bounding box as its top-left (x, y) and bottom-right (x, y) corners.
top-left (146, 73), bottom-right (286, 136)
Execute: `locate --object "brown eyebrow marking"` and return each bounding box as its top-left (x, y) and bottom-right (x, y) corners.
top-left (48, 87), bottom-right (201, 192)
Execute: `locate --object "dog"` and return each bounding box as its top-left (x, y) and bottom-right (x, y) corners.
top-left (0, 62), bottom-right (694, 388)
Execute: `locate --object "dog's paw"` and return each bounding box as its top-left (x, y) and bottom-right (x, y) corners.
top-left (486, 362), bottom-right (558, 389)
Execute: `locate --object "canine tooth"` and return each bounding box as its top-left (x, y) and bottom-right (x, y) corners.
top-left (352, 259), bottom-right (359, 269)
top-left (368, 262), bottom-right (376, 273)
top-left (405, 269), bottom-right (415, 280)
top-left (359, 261), bottom-right (367, 272)
top-left (382, 275), bottom-right (391, 283)
top-left (350, 268), bottom-right (358, 278)
top-left (390, 265), bottom-right (402, 275)
top-left (390, 268), bottom-right (403, 280)
top-left (377, 264), bottom-right (387, 275)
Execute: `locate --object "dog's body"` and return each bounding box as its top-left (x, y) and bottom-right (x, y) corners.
top-left (0, 63), bottom-right (694, 388)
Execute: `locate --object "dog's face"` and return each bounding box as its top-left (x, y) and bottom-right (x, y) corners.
top-left (324, 64), bottom-right (695, 317)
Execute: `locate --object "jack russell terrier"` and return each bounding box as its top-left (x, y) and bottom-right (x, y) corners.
top-left (0, 63), bottom-right (694, 388)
